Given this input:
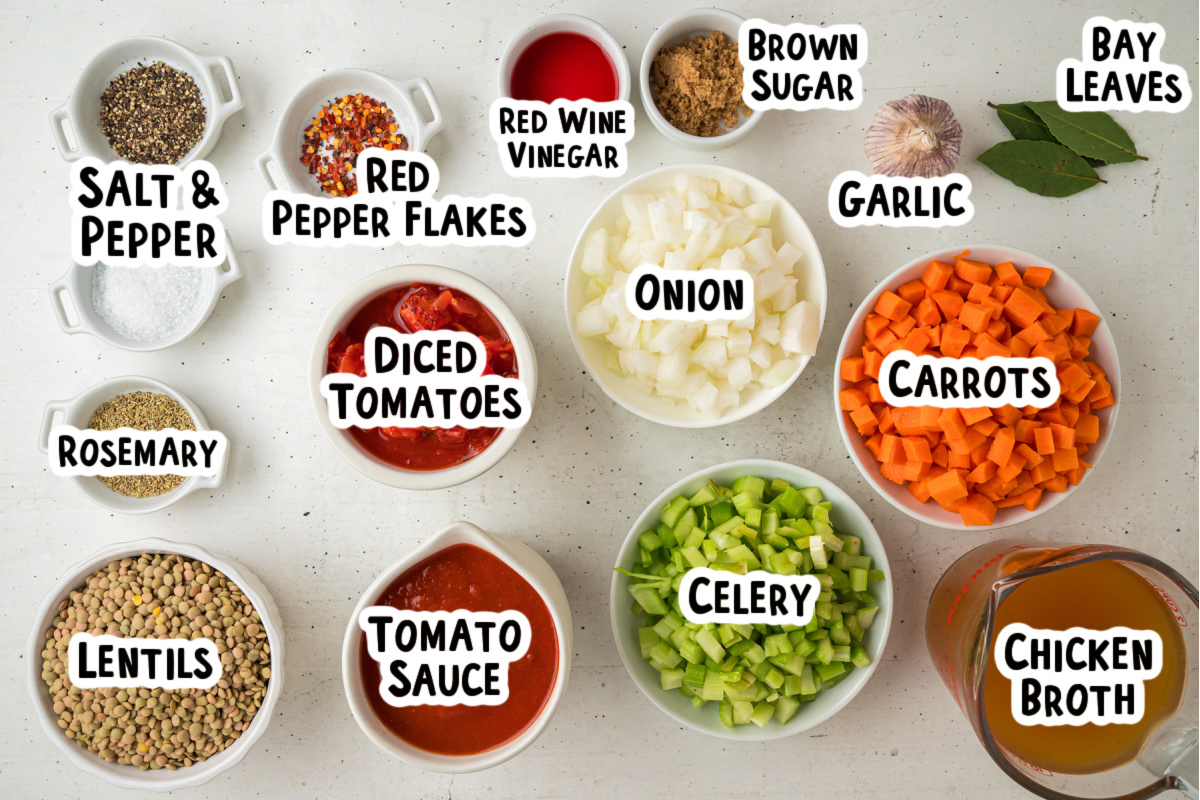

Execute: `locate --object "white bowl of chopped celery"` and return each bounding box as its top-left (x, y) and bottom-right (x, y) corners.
top-left (610, 459), bottom-right (892, 739)
top-left (565, 165), bottom-right (826, 427)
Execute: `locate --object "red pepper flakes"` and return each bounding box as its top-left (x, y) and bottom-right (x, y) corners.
top-left (300, 93), bottom-right (409, 197)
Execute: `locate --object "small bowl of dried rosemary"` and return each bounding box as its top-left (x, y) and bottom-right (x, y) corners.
top-left (37, 376), bottom-right (228, 514)
top-left (49, 36), bottom-right (243, 166)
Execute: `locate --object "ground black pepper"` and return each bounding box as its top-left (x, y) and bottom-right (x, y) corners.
top-left (99, 61), bottom-right (206, 164)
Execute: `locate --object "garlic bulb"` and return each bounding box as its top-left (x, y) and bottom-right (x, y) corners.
top-left (864, 94), bottom-right (963, 178)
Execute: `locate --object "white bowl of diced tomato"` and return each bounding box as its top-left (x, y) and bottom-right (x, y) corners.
top-left (834, 245), bottom-right (1120, 530)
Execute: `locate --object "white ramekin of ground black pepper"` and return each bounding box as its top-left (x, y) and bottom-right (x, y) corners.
top-left (37, 376), bottom-right (228, 514)
top-left (27, 538), bottom-right (285, 791)
top-left (48, 233), bottom-right (243, 352)
top-left (49, 36), bottom-right (243, 165)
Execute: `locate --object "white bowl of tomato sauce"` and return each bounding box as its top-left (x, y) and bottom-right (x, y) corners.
top-left (341, 521), bottom-right (572, 773)
top-left (309, 265), bottom-right (537, 490)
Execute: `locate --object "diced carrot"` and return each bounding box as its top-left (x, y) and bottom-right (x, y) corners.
top-left (877, 406), bottom-right (896, 434)
top-left (866, 383), bottom-right (884, 404)
top-left (864, 433), bottom-right (883, 460)
top-left (893, 407), bottom-right (924, 436)
top-left (1056, 309), bottom-right (1075, 329)
top-left (1075, 413), bottom-right (1100, 444)
top-left (1029, 458), bottom-right (1057, 484)
top-left (991, 283), bottom-right (1014, 302)
top-left (1049, 423), bottom-right (1076, 449)
top-left (1010, 336), bottom-right (1033, 357)
top-left (981, 295), bottom-right (1006, 321)
top-left (948, 451), bottom-right (972, 470)
top-left (873, 328), bottom-right (899, 353)
top-left (966, 460), bottom-right (998, 484)
top-left (959, 493), bottom-right (998, 526)
top-left (996, 496), bottom-right (1026, 508)
top-left (972, 417), bottom-right (1000, 438)
top-left (914, 297), bottom-right (942, 326)
top-left (939, 494), bottom-right (971, 513)
top-left (994, 405), bottom-right (1022, 427)
top-left (960, 407), bottom-right (993, 426)
top-left (874, 290), bottom-right (912, 321)
top-left (959, 302), bottom-right (992, 333)
top-left (849, 405), bottom-right (878, 435)
top-left (1072, 308), bottom-right (1101, 337)
top-left (921, 260), bottom-right (954, 291)
top-left (955, 258), bottom-right (994, 285)
top-left (897, 279), bottom-right (926, 306)
top-left (924, 325), bottom-right (942, 348)
top-left (902, 436), bottom-right (933, 463)
top-left (946, 275), bottom-right (973, 297)
top-left (839, 388), bottom-right (869, 411)
top-left (879, 434), bottom-right (905, 464)
top-left (927, 470), bottom-right (969, 505)
top-left (1056, 361), bottom-right (1090, 393)
top-left (908, 477), bottom-right (932, 503)
top-left (1022, 266), bottom-right (1052, 287)
top-left (1016, 320), bottom-right (1050, 346)
top-left (879, 463), bottom-right (907, 484)
top-left (1015, 443), bottom-right (1043, 467)
top-left (1031, 337), bottom-right (1070, 363)
top-left (919, 405), bottom-right (941, 430)
top-left (900, 328), bottom-right (931, 354)
top-left (931, 290), bottom-right (965, 319)
top-left (967, 283), bottom-right (992, 303)
top-left (1059, 401), bottom-right (1080, 427)
top-left (1064, 378), bottom-right (1097, 404)
top-left (1066, 465), bottom-right (1088, 486)
top-left (1069, 336), bottom-right (1092, 359)
top-left (974, 334), bottom-right (1011, 359)
top-left (940, 324), bottom-right (971, 358)
top-left (985, 318), bottom-right (1008, 340)
top-left (865, 313), bottom-right (890, 340)
top-left (932, 443), bottom-right (949, 468)
top-left (995, 261), bottom-right (1022, 287)
top-left (840, 357), bottom-right (866, 382)
top-left (997, 452), bottom-right (1026, 483)
top-left (1014, 419), bottom-right (1041, 444)
top-left (1033, 427), bottom-right (1056, 455)
top-left (903, 459), bottom-right (932, 481)
top-left (986, 427), bottom-right (1016, 466)
top-left (889, 316), bottom-right (917, 338)
top-left (938, 408), bottom-right (967, 439)
top-left (1004, 288), bottom-right (1045, 329)
top-left (1040, 313), bottom-right (1069, 337)
top-left (1020, 488), bottom-right (1043, 511)
top-left (1052, 447), bottom-right (1079, 472)
top-left (864, 349), bottom-right (884, 379)
top-left (1041, 474), bottom-right (1069, 493)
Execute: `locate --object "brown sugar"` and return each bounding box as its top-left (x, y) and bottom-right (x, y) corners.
top-left (650, 31), bottom-right (752, 137)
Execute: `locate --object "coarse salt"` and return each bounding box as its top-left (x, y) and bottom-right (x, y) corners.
top-left (91, 264), bottom-right (206, 342)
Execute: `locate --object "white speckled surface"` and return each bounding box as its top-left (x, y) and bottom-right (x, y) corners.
top-left (2, 1), bottom-right (1196, 797)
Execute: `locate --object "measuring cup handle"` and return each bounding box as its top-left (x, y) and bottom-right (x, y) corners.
top-left (47, 277), bottom-right (83, 334)
top-left (397, 78), bottom-right (444, 147)
top-left (48, 104), bottom-right (82, 161)
top-left (201, 55), bottom-right (245, 119)
top-left (216, 234), bottom-right (243, 288)
top-left (38, 401), bottom-right (69, 454)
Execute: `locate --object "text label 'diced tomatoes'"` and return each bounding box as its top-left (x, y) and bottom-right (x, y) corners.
top-left (359, 543), bottom-right (559, 756)
top-left (326, 283), bottom-right (517, 471)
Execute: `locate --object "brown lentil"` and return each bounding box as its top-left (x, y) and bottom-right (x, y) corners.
top-left (40, 553), bottom-right (271, 770)
top-left (650, 31), bottom-right (752, 137)
top-left (100, 61), bottom-right (206, 165)
top-left (88, 392), bottom-right (194, 498)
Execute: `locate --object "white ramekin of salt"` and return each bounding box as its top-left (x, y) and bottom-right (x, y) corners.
top-left (48, 233), bottom-right (241, 351)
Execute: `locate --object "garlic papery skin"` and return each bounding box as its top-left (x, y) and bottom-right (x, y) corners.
top-left (864, 94), bottom-right (963, 178)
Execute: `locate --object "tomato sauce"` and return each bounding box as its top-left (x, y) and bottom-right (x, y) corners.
top-left (326, 283), bottom-right (517, 471)
top-left (510, 32), bottom-right (618, 102)
top-left (359, 543), bottom-right (559, 755)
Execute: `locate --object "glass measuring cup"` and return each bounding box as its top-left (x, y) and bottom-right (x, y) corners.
top-left (926, 541), bottom-right (1198, 799)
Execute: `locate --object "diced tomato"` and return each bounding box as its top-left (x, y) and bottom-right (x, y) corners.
top-left (381, 427), bottom-right (423, 441)
top-left (398, 286), bottom-right (450, 331)
top-left (327, 331), bottom-right (350, 373)
top-left (433, 426), bottom-right (467, 444)
top-left (336, 343), bottom-right (366, 376)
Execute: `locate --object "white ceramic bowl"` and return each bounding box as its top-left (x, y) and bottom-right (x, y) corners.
top-left (27, 537), bottom-right (285, 791)
top-left (564, 164), bottom-right (827, 428)
top-left (498, 14), bottom-right (631, 101)
top-left (309, 265), bottom-right (537, 490)
top-left (342, 521), bottom-right (572, 773)
top-left (37, 376), bottom-right (228, 514)
top-left (47, 233), bottom-right (242, 351)
top-left (50, 36), bottom-right (243, 165)
top-left (640, 8), bottom-right (761, 149)
top-left (256, 68), bottom-right (444, 195)
top-left (611, 459), bottom-right (893, 740)
top-left (834, 244), bottom-right (1121, 531)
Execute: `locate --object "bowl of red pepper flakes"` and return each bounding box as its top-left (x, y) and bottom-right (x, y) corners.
top-left (256, 68), bottom-right (444, 196)
top-left (308, 265), bottom-right (538, 491)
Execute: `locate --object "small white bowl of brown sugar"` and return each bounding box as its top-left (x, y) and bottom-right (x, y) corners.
top-left (640, 8), bottom-right (761, 149)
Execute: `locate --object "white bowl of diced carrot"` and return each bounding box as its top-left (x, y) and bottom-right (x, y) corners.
top-left (834, 245), bottom-right (1119, 530)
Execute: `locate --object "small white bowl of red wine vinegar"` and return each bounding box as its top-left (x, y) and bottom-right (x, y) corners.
top-left (498, 14), bottom-right (630, 102)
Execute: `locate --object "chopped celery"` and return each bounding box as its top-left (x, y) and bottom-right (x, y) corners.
top-left (620, 473), bottom-right (886, 728)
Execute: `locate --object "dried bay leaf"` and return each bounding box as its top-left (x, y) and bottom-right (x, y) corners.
top-left (989, 101), bottom-right (1104, 167)
top-left (978, 140), bottom-right (1107, 197)
top-left (1026, 101), bottom-right (1145, 164)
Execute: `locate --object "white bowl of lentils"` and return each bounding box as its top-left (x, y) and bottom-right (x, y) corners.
top-left (26, 538), bottom-right (285, 791)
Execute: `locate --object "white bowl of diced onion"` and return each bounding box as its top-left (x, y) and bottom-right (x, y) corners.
top-left (565, 165), bottom-right (826, 427)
